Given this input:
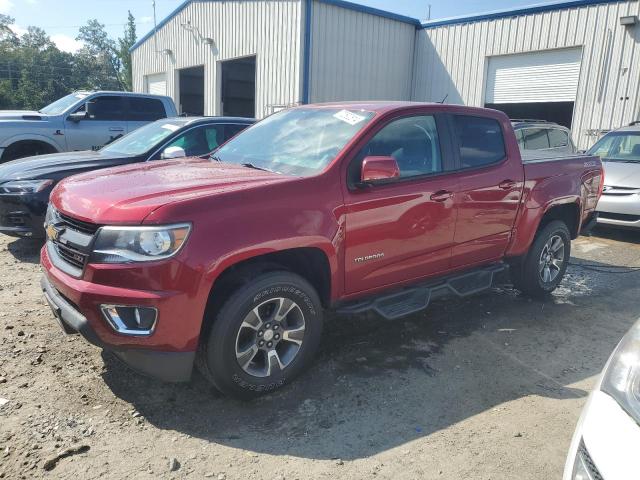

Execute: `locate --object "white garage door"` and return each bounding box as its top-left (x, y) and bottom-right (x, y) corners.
top-left (146, 73), bottom-right (167, 96)
top-left (486, 48), bottom-right (582, 104)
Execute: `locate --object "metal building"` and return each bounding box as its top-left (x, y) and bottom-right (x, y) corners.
top-left (415, 0), bottom-right (640, 149)
top-left (130, 0), bottom-right (419, 119)
top-left (131, 0), bottom-right (640, 148)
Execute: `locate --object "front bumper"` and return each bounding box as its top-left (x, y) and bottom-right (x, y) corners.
top-left (563, 390), bottom-right (640, 480)
top-left (0, 191), bottom-right (48, 237)
top-left (597, 193), bottom-right (640, 229)
top-left (40, 243), bottom-right (208, 382)
top-left (41, 274), bottom-right (195, 382)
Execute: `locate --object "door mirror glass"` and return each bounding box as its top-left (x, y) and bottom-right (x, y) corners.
top-left (161, 146), bottom-right (187, 159)
top-left (67, 111), bottom-right (87, 123)
top-left (361, 156), bottom-right (400, 184)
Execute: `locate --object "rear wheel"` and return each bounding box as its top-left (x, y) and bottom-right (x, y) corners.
top-left (511, 220), bottom-right (571, 298)
top-left (197, 271), bottom-right (323, 399)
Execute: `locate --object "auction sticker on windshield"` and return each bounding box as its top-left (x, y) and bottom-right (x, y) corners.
top-left (161, 124), bottom-right (181, 132)
top-left (333, 109), bottom-right (367, 126)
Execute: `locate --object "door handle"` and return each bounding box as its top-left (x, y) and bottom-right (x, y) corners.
top-left (430, 190), bottom-right (453, 202)
top-left (109, 127), bottom-right (125, 132)
top-left (498, 180), bottom-right (517, 190)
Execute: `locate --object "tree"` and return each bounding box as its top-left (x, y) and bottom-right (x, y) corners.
top-left (0, 14), bottom-right (17, 45)
top-left (76, 19), bottom-right (124, 90)
top-left (118, 11), bottom-right (137, 91)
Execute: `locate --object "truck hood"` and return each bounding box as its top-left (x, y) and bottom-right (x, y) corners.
top-left (52, 159), bottom-right (292, 224)
top-left (0, 110), bottom-right (47, 121)
top-left (602, 161), bottom-right (640, 188)
top-left (0, 150), bottom-right (134, 181)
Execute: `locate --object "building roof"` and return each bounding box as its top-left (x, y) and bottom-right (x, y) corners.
top-left (130, 0), bottom-right (629, 53)
top-left (422, 0), bottom-right (629, 28)
top-left (129, 0), bottom-right (421, 53)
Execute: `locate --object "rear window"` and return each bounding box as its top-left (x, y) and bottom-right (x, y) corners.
top-left (454, 115), bottom-right (506, 169)
top-left (548, 128), bottom-right (569, 148)
top-left (129, 98), bottom-right (167, 121)
top-left (523, 128), bottom-right (550, 150)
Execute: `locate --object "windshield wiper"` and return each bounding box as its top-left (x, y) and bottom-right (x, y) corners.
top-left (210, 155), bottom-right (222, 162)
top-left (241, 162), bottom-right (271, 172)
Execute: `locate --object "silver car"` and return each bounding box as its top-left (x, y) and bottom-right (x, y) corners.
top-left (588, 123), bottom-right (640, 229)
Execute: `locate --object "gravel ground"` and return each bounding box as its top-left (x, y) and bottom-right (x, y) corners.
top-left (0, 228), bottom-right (639, 479)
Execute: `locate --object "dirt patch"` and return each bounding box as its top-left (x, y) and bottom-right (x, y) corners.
top-left (0, 228), bottom-right (639, 479)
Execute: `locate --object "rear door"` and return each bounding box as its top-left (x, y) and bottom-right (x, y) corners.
top-left (342, 111), bottom-right (458, 294)
top-left (64, 95), bottom-right (128, 151)
top-left (448, 114), bottom-right (524, 268)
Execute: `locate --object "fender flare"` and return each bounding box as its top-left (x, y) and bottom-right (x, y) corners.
top-left (1, 133), bottom-right (64, 152)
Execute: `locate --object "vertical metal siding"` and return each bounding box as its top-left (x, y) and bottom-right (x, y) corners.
top-left (413, 0), bottom-right (640, 149)
top-left (131, 0), bottom-right (302, 118)
top-left (308, 0), bottom-right (416, 103)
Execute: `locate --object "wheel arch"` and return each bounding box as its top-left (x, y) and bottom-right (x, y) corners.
top-left (1, 136), bottom-right (61, 160)
top-left (200, 245), bottom-right (334, 338)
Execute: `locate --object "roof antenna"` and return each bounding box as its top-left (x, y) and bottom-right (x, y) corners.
top-left (437, 93), bottom-right (448, 104)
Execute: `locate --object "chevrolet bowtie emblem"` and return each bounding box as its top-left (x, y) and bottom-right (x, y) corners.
top-left (46, 223), bottom-right (65, 242)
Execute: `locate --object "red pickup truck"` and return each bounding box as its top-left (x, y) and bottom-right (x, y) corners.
top-left (40, 102), bottom-right (603, 399)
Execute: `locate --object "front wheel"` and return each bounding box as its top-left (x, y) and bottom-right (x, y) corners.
top-left (197, 271), bottom-right (323, 399)
top-left (511, 220), bottom-right (571, 298)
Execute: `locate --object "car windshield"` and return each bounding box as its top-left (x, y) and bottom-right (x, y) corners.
top-left (588, 131), bottom-right (640, 162)
top-left (100, 119), bottom-right (190, 157)
top-left (213, 107), bottom-right (375, 176)
top-left (39, 93), bottom-right (90, 115)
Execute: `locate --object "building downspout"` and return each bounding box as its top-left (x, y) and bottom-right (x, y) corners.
top-left (302, 0), bottom-right (312, 104)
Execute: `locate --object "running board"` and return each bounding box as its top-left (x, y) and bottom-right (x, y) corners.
top-left (334, 263), bottom-right (508, 320)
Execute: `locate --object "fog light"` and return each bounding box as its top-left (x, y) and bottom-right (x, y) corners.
top-left (100, 305), bottom-right (157, 335)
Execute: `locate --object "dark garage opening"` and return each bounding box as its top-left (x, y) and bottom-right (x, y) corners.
top-left (221, 56), bottom-right (256, 118)
top-left (485, 102), bottom-right (575, 128)
top-left (179, 66), bottom-right (205, 116)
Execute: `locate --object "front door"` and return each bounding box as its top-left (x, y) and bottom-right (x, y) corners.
top-left (343, 113), bottom-right (457, 295)
top-left (64, 95), bottom-right (128, 151)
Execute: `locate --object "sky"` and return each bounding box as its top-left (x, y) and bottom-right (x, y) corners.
top-left (0, 0), bottom-right (554, 53)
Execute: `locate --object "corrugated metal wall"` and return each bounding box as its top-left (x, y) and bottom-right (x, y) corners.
top-left (413, 0), bottom-right (640, 149)
top-left (308, 0), bottom-right (416, 103)
top-left (131, 0), bottom-right (303, 118)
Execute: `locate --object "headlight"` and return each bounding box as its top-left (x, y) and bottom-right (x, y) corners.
top-left (90, 224), bottom-right (191, 264)
top-left (0, 179), bottom-right (53, 194)
top-left (601, 318), bottom-right (640, 425)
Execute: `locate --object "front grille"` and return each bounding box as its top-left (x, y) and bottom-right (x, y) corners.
top-left (48, 209), bottom-right (97, 274)
top-left (58, 211), bottom-right (100, 235)
top-left (599, 211), bottom-right (640, 222)
top-left (578, 440), bottom-right (604, 480)
top-left (55, 242), bottom-right (89, 270)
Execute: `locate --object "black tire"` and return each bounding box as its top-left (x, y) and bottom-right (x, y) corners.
top-left (197, 271), bottom-right (323, 400)
top-left (2, 141), bottom-right (56, 162)
top-left (511, 220), bottom-right (571, 298)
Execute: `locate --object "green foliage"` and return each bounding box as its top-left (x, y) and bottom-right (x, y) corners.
top-left (0, 12), bottom-right (137, 111)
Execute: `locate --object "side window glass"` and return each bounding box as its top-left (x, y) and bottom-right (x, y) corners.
top-left (166, 127), bottom-right (217, 157)
top-left (523, 128), bottom-right (550, 150)
top-left (224, 124), bottom-right (249, 141)
top-left (454, 115), bottom-right (506, 168)
top-left (129, 98), bottom-right (167, 121)
top-left (515, 129), bottom-right (524, 148)
top-left (548, 129), bottom-right (569, 148)
top-left (353, 115), bottom-right (443, 180)
top-left (203, 126), bottom-right (224, 151)
top-left (86, 96), bottom-right (126, 121)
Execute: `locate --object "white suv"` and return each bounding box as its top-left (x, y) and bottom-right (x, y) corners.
top-left (0, 91), bottom-right (177, 162)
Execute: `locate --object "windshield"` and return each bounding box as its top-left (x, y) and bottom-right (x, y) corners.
top-left (213, 107), bottom-right (375, 176)
top-left (100, 119), bottom-right (189, 156)
top-left (40, 92), bottom-right (90, 115)
top-left (588, 132), bottom-right (640, 162)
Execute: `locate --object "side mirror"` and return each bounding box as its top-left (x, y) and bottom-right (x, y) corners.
top-left (161, 146), bottom-right (187, 159)
top-left (360, 156), bottom-right (400, 184)
top-left (67, 112), bottom-right (87, 123)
